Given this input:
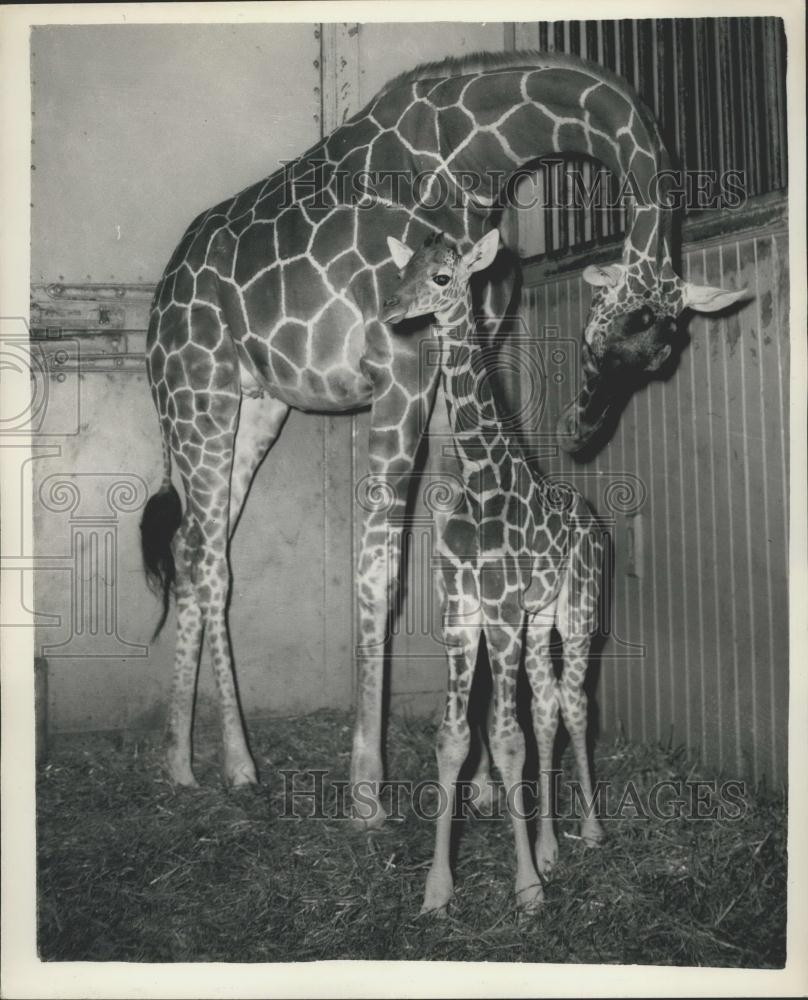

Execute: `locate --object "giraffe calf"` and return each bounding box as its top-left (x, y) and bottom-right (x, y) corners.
top-left (382, 230), bottom-right (605, 914)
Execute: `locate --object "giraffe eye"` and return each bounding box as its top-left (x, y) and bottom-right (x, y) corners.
top-left (433, 274), bottom-right (450, 286)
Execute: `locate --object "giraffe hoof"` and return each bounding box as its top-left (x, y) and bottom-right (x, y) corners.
top-left (535, 840), bottom-right (559, 876)
top-left (421, 874), bottom-right (453, 916)
top-left (164, 756), bottom-right (199, 788)
top-left (350, 803), bottom-right (388, 832)
top-left (169, 773), bottom-right (200, 789)
top-left (225, 764), bottom-right (258, 788)
top-left (582, 819), bottom-right (605, 847)
top-left (222, 743), bottom-right (258, 786)
top-left (418, 882), bottom-right (453, 919)
top-left (516, 881), bottom-right (545, 913)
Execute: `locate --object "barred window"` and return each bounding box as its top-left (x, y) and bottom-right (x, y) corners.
top-left (507, 18), bottom-right (788, 259)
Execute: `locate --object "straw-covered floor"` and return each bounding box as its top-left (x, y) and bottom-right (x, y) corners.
top-left (38, 710), bottom-right (786, 965)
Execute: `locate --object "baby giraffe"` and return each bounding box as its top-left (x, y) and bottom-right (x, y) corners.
top-left (381, 229), bottom-right (604, 914)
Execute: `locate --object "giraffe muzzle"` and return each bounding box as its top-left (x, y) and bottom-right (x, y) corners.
top-left (556, 378), bottom-right (614, 454)
top-left (380, 296), bottom-right (407, 324)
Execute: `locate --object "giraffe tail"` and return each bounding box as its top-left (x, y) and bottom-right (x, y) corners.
top-left (140, 451), bottom-right (183, 640)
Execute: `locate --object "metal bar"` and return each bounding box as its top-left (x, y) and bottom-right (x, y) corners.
top-left (761, 17), bottom-right (782, 191)
top-left (579, 22), bottom-right (594, 244)
top-left (717, 19), bottom-right (736, 201)
top-left (40, 282), bottom-right (154, 300)
top-left (741, 20), bottom-right (761, 196)
top-left (702, 20), bottom-right (723, 196)
top-left (774, 18), bottom-right (788, 188)
top-left (672, 20), bottom-right (686, 177)
top-left (689, 20), bottom-right (704, 201)
top-left (568, 19), bottom-right (580, 56)
top-left (729, 21), bottom-right (746, 199)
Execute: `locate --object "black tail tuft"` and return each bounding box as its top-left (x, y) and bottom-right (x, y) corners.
top-left (140, 485), bottom-right (183, 640)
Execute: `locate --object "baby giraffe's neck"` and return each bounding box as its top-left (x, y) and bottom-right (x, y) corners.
top-left (435, 293), bottom-right (529, 499)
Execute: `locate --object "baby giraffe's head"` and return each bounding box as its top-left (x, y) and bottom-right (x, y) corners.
top-left (381, 230), bottom-right (500, 324)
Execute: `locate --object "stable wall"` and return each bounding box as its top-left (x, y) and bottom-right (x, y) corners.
top-left (515, 203), bottom-right (789, 786)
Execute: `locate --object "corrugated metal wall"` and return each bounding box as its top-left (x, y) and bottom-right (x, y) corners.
top-left (500, 16), bottom-right (790, 786)
top-left (514, 214), bottom-right (789, 786)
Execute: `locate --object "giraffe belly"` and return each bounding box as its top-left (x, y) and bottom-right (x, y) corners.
top-left (237, 341), bottom-right (373, 412)
top-left (269, 375), bottom-right (373, 412)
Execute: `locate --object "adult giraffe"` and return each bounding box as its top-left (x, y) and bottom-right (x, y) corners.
top-left (140, 50), bottom-right (744, 821)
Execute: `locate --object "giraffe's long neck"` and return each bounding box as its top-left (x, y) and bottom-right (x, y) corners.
top-left (436, 60), bottom-right (670, 272)
top-left (436, 294), bottom-right (529, 503)
top-left (355, 54), bottom-right (670, 268)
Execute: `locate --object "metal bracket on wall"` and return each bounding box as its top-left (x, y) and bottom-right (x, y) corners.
top-left (30, 282), bottom-right (153, 373)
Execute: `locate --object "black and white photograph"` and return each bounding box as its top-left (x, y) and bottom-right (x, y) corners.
top-left (1, 2), bottom-right (805, 996)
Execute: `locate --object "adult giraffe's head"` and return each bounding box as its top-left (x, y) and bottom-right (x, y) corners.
top-left (381, 230), bottom-right (500, 324)
top-left (556, 256), bottom-right (748, 455)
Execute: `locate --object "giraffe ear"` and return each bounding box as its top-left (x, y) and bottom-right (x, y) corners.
top-left (387, 237), bottom-right (414, 271)
top-left (463, 229), bottom-right (500, 274)
top-left (681, 282), bottom-right (749, 313)
top-left (583, 263), bottom-right (626, 288)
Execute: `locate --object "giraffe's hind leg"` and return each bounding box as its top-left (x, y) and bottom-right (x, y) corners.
top-left (164, 518), bottom-right (204, 786)
top-left (166, 396), bottom-right (289, 785)
top-left (557, 634), bottom-right (604, 847)
top-left (166, 442), bottom-right (260, 786)
top-left (174, 464), bottom-right (259, 786)
top-left (198, 391), bottom-right (289, 785)
top-left (556, 579), bottom-right (604, 847)
top-left (486, 619), bottom-right (544, 912)
top-left (228, 390), bottom-right (290, 537)
top-left (524, 613), bottom-right (561, 876)
top-left (158, 330), bottom-right (283, 787)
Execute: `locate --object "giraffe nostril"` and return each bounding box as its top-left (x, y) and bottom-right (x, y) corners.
top-left (384, 296), bottom-right (399, 308)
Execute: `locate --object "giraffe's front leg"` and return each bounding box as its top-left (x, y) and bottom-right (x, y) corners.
top-left (486, 619), bottom-right (544, 912)
top-left (350, 345), bottom-right (439, 829)
top-left (422, 599), bottom-right (480, 915)
top-left (350, 503), bottom-right (398, 830)
top-left (525, 618), bottom-right (561, 875)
